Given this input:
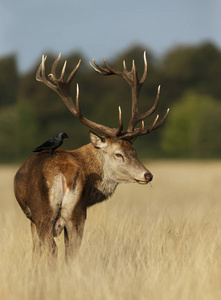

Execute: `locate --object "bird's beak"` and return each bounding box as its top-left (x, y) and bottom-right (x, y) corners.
top-left (64, 133), bottom-right (69, 138)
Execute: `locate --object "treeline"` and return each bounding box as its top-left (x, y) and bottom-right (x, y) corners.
top-left (0, 42), bottom-right (221, 162)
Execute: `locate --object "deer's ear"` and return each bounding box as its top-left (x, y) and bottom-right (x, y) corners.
top-left (89, 131), bottom-right (107, 149)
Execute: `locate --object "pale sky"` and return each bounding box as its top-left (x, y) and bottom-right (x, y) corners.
top-left (0, 0), bottom-right (221, 72)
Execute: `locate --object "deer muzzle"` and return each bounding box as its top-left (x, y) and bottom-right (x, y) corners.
top-left (135, 172), bottom-right (153, 185)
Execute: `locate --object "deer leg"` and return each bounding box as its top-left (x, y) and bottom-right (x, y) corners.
top-left (49, 150), bottom-right (54, 158)
top-left (30, 221), bottom-right (41, 263)
top-left (64, 216), bottom-right (85, 263)
top-left (34, 220), bottom-right (58, 266)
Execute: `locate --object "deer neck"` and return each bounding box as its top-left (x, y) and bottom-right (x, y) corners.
top-left (76, 144), bottom-right (118, 206)
top-left (96, 153), bottom-right (118, 200)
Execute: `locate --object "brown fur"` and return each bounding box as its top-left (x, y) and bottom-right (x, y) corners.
top-left (14, 137), bottom-right (152, 264)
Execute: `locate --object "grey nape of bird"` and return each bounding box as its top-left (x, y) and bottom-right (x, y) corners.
top-left (33, 132), bottom-right (69, 158)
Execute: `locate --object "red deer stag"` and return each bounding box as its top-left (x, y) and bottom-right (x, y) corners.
top-left (14, 52), bottom-right (169, 263)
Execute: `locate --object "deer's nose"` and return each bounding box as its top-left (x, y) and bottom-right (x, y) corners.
top-left (144, 172), bottom-right (153, 182)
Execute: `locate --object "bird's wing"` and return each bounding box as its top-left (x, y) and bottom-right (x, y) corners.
top-left (34, 138), bottom-right (55, 150)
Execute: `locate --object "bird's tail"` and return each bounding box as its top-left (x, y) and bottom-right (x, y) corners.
top-left (33, 147), bottom-right (43, 152)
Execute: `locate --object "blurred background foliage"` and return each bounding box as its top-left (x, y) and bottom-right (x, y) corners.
top-left (0, 42), bottom-right (221, 162)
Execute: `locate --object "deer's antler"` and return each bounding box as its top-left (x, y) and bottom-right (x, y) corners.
top-left (36, 52), bottom-right (169, 142)
top-left (90, 51), bottom-right (169, 141)
top-left (36, 54), bottom-right (123, 138)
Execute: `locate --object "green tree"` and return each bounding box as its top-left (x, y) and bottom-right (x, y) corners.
top-left (161, 91), bottom-right (217, 158)
top-left (16, 97), bottom-right (39, 159)
top-left (194, 105), bottom-right (221, 158)
top-left (0, 55), bottom-right (18, 107)
top-left (0, 105), bottom-right (19, 162)
top-left (160, 42), bottom-right (221, 107)
top-left (0, 98), bottom-right (40, 162)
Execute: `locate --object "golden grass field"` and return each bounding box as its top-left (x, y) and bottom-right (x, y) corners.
top-left (1, 160), bottom-right (221, 300)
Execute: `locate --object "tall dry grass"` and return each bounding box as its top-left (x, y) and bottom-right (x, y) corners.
top-left (0, 161), bottom-right (221, 300)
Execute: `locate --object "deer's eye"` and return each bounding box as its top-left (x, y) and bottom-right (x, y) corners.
top-left (115, 153), bottom-right (124, 160)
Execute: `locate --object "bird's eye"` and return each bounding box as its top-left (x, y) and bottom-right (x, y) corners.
top-left (115, 153), bottom-right (124, 160)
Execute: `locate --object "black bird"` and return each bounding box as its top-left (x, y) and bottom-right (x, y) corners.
top-left (33, 132), bottom-right (68, 157)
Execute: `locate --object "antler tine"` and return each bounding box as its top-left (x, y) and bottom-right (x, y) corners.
top-left (89, 58), bottom-right (110, 75)
top-left (149, 108), bottom-right (170, 132)
top-left (116, 106), bottom-right (123, 136)
top-left (103, 57), bottom-right (122, 76)
top-left (123, 60), bottom-right (127, 72)
top-left (36, 55), bottom-right (47, 82)
top-left (148, 114), bottom-right (159, 132)
top-left (127, 84), bottom-right (161, 133)
top-left (36, 53), bottom-right (80, 111)
top-left (132, 60), bottom-right (136, 72)
top-left (131, 59), bottom-right (139, 85)
top-left (139, 85), bottom-right (161, 121)
top-left (67, 59), bottom-right (81, 83)
top-left (140, 51), bottom-right (148, 84)
top-left (75, 83), bottom-right (81, 116)
top-left (49, 54), bottom-right (81, 86)
top-left (89, 57), bottom-right (122, 77)
top-left (122, 108), bottom-right (169, 141)
top-left (50, 53), bottom-right (61, 81)
top-left (90, 55), bottom-right (138, 85)
top-left (89, 60), bottom-right (102, 74)
top-left (60, 60), bottom-right (67, 81)
top-left (36, 55), bottom-right (58, 92)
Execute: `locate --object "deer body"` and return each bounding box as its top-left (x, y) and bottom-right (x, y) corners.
top-left (14, 135), bottom-right (151, 261)
top-left (14, 52), bottom-right (169, 263)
